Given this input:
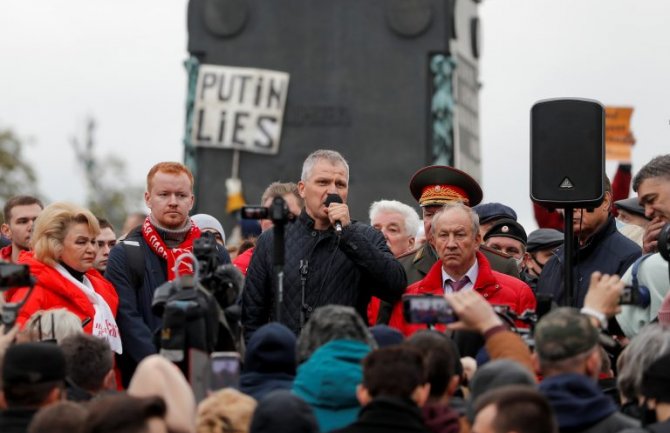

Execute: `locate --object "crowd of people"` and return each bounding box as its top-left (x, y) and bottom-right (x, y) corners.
top-left (0, 149), bottom-right (669, 433)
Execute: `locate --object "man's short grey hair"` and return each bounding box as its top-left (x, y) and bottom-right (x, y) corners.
top-left (633, 154), bottom-right (670, 192)
top-left (431, 202), bottom-right (480, 238)
top-left (369, 200), bottom-right (421, 238)
top-left (296, 305), bottom-right (377, 364)
top-left (617, 324), bottom-right (670, 401)
top-left (301, 149), bottom-right (350, 182)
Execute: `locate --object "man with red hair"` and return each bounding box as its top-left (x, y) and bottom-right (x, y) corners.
top-left (106, 162), bottom-right (230, 383)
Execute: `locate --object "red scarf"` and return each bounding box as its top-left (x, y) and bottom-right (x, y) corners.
top-left (142, 217), bottom-right (201, 281)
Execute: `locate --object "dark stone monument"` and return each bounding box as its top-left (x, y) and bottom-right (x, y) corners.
top-left (186, 0), bottom-right (459, 228)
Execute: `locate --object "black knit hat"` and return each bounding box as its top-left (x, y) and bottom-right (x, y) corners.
top-left (2, 342), bottom-right (66, 386)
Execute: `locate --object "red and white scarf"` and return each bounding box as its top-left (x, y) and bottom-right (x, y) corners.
top-left (142, 217), bottom-right (201, 281)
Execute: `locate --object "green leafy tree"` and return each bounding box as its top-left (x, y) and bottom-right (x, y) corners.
top-left (71, 117), bottom-right (143, 231)
top-left (0, 128), bottom-right (40, 222)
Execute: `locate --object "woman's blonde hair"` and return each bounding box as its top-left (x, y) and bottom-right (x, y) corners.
top-left (196, 388), bottom-right (257, 433)
top-left (31, 202), bottom-right (100, 266)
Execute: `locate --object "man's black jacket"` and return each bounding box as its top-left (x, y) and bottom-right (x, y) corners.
top-left (242, 210), bottom-right (407, 341)
top-left (537, 216), bottom-right (640, 307)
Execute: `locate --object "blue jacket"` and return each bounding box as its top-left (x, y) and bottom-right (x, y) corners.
top-left (105, 227), bottom-right (230, 379)
top-left (539, 373), bottom-right (639, 433)
top-left (293, 339), bottom-right (372, 432)
top-left (537, 216), bottom-right (640, 307)
top-left (239, 322), bottom-right (297, 400)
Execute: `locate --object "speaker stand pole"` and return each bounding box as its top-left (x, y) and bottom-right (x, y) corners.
top-left (564, 207), bottom-right (575, 307)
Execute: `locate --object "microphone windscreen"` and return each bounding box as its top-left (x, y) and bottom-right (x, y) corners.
top-left (324, 193), bottom-right (343, 206)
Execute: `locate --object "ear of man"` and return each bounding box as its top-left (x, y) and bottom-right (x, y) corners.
top-left (356, 384), bottom-right (371, 406)
top-left (411, 383), bottom-right (431, 407)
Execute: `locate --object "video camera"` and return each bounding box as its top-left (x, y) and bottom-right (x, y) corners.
top-left (659, 223), bottom-right (670, 263)
top-left (0, 263), bottom-right (35, 330)
top-left (151, 233), bottom-right (245, 388)
top-left (153, 232), bottom-right (243, 316)
top-left (241, 195), bottom-right (294, 225)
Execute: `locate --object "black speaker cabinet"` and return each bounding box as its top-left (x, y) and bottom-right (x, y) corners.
top-left (530, 98), bottom-right (605, 208)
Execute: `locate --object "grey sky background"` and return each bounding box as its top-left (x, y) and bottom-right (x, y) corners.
top-left (1, 0), bottom-right (669, 232)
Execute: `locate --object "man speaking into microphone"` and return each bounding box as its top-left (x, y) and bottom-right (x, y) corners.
top-left (242, 149), bottom-right (407, 341)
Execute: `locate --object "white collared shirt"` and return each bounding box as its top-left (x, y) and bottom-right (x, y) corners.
top-left (442, 260), bottom-right (479, 293)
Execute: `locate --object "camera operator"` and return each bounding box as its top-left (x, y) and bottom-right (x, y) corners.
top-left (242, 150), bottom-right (406, 341)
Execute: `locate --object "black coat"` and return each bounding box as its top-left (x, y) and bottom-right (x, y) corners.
top-left (536, 216), bottom-right (640, 308)
top-left (0, 408), bottom-right (37, 433)
top-left (106, 226), bottom-right (231, 383)
top-left (242, 210), bottom-right (407, 341)
top-left (330, 397), bottom-right (432, 433)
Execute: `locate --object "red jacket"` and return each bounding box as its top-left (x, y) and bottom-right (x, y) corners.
top-left (9, 252), bottom-right (119, 334)
top-left (388, 251), bottom-right (536, 336)
top-left (233, 247), bottom-right (254, 276)
top-left (1, 245), bottom-right (12, 262)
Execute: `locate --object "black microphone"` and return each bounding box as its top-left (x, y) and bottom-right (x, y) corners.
top-left (324, 193), bottom-right (343, 235)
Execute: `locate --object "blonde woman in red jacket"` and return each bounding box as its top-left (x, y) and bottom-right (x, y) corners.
top-left (9, 202), bottom-right (122, 354)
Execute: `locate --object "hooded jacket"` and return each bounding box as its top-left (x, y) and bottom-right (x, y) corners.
top-left (239, 322), bottom-right (297, 400)
top-left (539, 373), bottom-right (639, 433)
top-left (293, 339), bottom-right (372, 432)
top-left (10, 252), bottom-right (118, 333)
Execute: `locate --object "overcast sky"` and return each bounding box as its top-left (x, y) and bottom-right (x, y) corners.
top-left (1, 0), bottom-right (669, 232)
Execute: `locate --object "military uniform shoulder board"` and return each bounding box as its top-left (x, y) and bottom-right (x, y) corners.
top-left (398, 245), bottom-right (424, 262)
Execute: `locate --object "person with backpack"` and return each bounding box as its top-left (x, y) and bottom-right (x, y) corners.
top-left (105, 161), bottom-right (230, 384)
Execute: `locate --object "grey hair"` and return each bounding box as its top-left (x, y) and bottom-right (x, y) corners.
top-left (369, 199), bottom-right (421, 238)
top-left (26, 308), bottom-right (85, 343)
top-left (633, 154), bottom-right (670, 192)
top-left (300, 149), bottom-right (350, 182)
top-left (617, 324), bottom-right (670, 401)
top-left (431, 202), bottom-right (480, 238)
top-left (296, 305), bottom-right (377, 364)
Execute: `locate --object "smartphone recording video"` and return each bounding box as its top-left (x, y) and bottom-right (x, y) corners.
top-left (209, 352), bottom-right (241, 391)
top-left (402, 295), bottom-right (458, 325)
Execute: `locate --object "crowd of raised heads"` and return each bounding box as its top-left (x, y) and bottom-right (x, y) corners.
top-left (0, 152), bottom-right (669, 433)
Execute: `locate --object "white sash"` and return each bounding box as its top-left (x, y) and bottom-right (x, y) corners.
top-left (55, 264), bottom-right (123, 354)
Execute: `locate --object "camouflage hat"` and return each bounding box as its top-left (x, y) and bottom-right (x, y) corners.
top-left (534, 307), bottom-right (599, 361)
